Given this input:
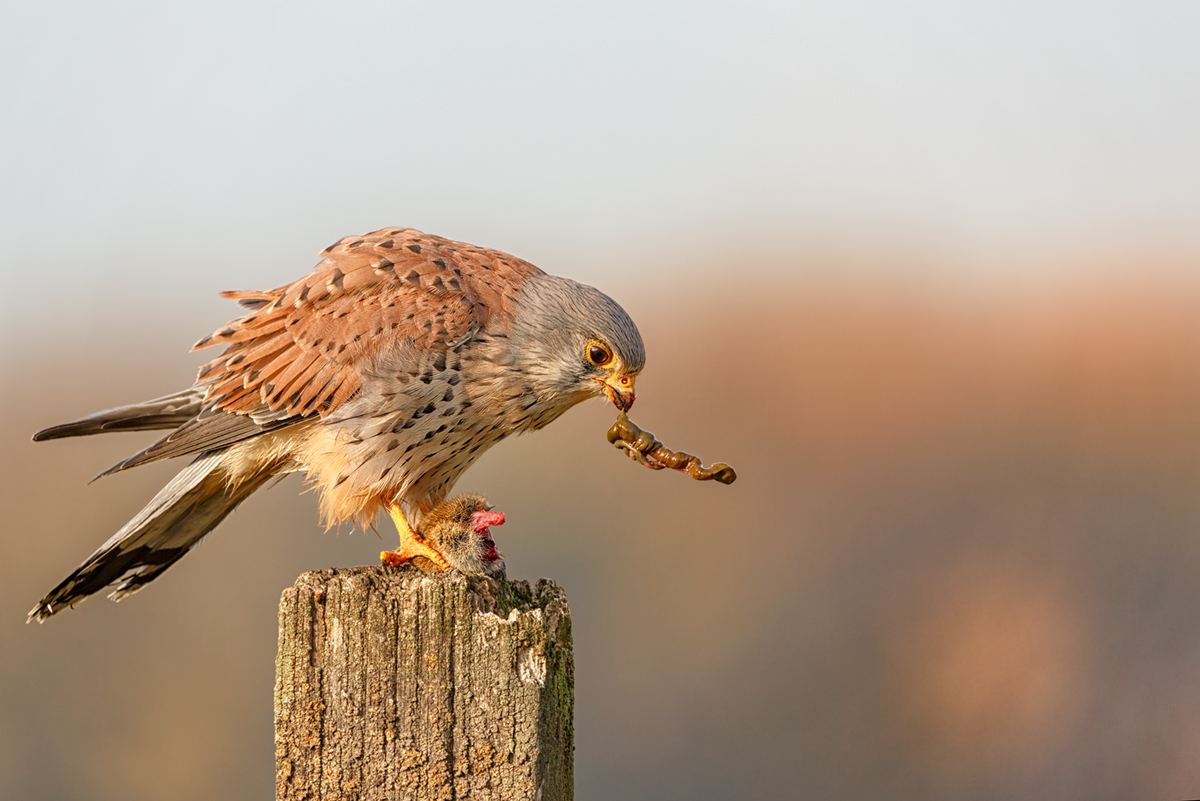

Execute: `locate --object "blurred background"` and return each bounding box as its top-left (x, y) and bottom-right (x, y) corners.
top-left (3, 2), bottom-right (1200, 799)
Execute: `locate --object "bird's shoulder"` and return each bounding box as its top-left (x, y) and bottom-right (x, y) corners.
top-left (192, 228), bottom-right (544, 421)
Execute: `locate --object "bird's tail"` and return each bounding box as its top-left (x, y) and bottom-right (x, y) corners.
top-left (32, 386), bottom-right (206, 441)
top-left (27, 451), bottom-right (276, 623)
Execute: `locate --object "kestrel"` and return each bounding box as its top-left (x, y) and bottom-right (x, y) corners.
top-left (28, 227), bottom-right (644, 622)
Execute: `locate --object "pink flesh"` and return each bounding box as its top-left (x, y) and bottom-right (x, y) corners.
top-left (470, 510), bottom-right (505, 561)
top-left (470, 510), bottom-right (506, 531)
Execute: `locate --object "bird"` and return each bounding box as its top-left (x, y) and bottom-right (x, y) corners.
top-left (28, 227), bottom-right (644, 622)
top-left (406, 494), bottom-right (507, 578)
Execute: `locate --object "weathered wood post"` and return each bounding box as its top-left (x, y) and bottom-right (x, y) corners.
top-left (274, 566), bottom-right (574, 800)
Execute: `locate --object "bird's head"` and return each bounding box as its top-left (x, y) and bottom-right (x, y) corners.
top-left (510, 274), bottom-right (645, 416)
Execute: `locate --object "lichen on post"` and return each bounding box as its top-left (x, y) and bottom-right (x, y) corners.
top-left (274, 566), bottom-right (573, 801)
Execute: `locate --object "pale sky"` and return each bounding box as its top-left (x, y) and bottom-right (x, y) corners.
top-left (2, 1), bottom-right (1198, 323)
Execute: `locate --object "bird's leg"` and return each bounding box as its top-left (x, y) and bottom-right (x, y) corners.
top-left (380, 503), bottom-right (450, 571)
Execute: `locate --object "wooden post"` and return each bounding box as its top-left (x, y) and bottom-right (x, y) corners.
top-left (274, 566), bottom-right (574, 801)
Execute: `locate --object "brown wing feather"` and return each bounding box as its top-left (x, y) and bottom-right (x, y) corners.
top-left (193, 228), bottom-right (543, 421)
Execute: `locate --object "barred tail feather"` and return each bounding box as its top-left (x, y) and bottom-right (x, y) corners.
top-left (27, 451), bottom-right (272, 623)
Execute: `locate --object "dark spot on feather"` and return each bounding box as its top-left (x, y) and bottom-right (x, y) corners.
top-left (446, 373), bottom-right (460, 386)
top-left (326, 342), bottom-right (336, 352)
top-left (435, 424), bottom-right (447, 434)
top-left (379, 466), bottom-right (391, 479)
top-left (448, 278), bottom-right (460, 290)
top-left (391, 322), bottom-right (399, 330)
top-left (433, 258), bottom-right (446, 268)
top-left (335, 474), bottom-right (350, 486)
top-left (289, 391), bottom-right (302, 407)
top-left (298, 285), bottom-right (310, 302)
top-left (338, 344), bottom-right (347, 354)
top-left (353, 334), bottom-right (361, 343)
top-left (375, 327), bottom-right (383, 335)
top-left (405, 270), bottom-right (421, 285)
top-left (431, 276), bottom-right (445, 291)
top-left (264, 383), bottom-right (275, 396)
top-left (348, 239), bottom-right (365, 249)
top-left (218, 327), bottom-right (236, 338)
top-left (433, 353), bottom-right (446, 371)
top-left (380, 239), bottom-right (394, 249)
top-left (407, 244), bottom-right (422, 254)
top-left (442, 388), bottom-right (454, 402)
top-left (227, 354), bottom-right (245, 366)
top-left (329, 268), bottom-right (345, 291)
top-left (422, 320), bottom-right (432, 330)
top-left (312, 338), bottom-right (323, 347)
top-left (422, 403), bottom-right (436, 415)
top-left (424, 431), bottom-right (435, 441)
top-left (248, 370), bottom-right (261, 382)
top-left (441, 406), bottom-right (456, 417)
top-left (377, 257), bottom-right (393, 271)
top-left (420, 371), bottom-right (433, 384)
top-left (404, 443), bottom-right (416, 453)
top-left (387, 439), bottom-right (399, 451)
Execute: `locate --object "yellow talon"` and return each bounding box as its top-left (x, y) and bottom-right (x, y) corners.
top-left (380, 503), bottom-right (450, 570)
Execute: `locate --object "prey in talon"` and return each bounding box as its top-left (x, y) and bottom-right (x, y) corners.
top-left (385, 494), bottom-right (507, 578)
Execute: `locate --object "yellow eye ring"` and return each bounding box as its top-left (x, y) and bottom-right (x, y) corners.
top-left (587, 341), bottom-right (614, 368)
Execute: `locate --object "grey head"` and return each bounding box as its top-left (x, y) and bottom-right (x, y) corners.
top-left (508, 274), bottom-right (646, 417)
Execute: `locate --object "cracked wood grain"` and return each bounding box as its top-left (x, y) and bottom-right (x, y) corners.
top-left (275, 566), bottom-right (573, 800)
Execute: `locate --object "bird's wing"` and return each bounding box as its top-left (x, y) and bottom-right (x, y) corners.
top-left (98, 228), bottom-right (542, 475)
top-left (194, 227), bottom-right (543, 421)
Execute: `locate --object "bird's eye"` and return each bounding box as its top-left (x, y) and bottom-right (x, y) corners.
top-left (587, 342), bottom-right (614, 367)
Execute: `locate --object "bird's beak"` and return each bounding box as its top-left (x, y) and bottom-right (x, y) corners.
top-left (601, 374), bottom-right (636, 412)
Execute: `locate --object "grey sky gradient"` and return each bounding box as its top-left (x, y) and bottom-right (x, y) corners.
top-left (2, 1), bottom-right (1198, 321)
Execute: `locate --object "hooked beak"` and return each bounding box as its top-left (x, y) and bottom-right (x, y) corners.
top-left (601, 374), bottom-right (636, 412)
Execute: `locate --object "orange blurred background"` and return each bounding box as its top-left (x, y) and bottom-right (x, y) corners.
top-left (5, 250), bottom-right (1200, 800)
top-left (4, 3), bottom-right (1200, 799)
